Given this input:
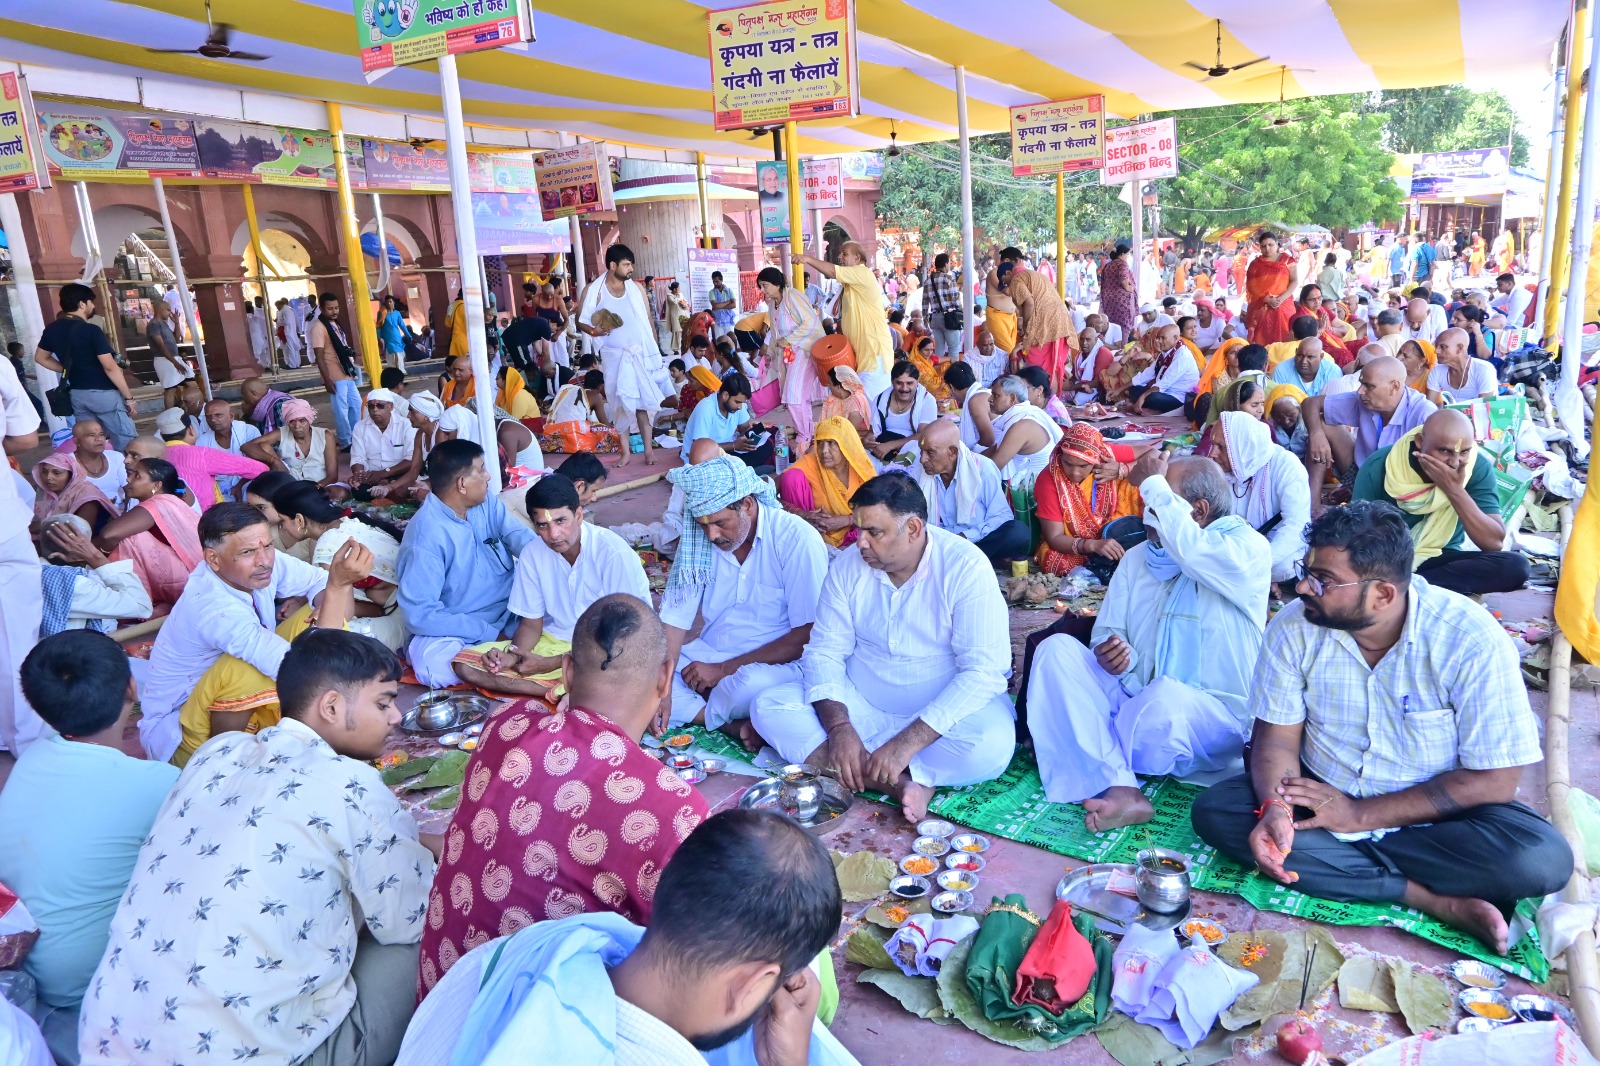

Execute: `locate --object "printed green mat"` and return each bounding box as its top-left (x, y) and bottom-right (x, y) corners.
top-left (925, 749), bottom-right (1548, 982)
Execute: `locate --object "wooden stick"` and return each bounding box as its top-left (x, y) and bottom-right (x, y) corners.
top-left (1546, 621), bottom-right (1600, 1054)
top-left (111, 617), bottom-right (165, 644)
top-left (593, 471), bottom-right (667, 499)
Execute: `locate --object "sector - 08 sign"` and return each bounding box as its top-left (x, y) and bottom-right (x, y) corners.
top-left (1009, 95), bottom-right (1104, 177)
top-left (355, 0), bottom-right (536, 74)
top-left (1099, 117), bottom-right (1179, 186)
top-left (800, 156), bottom-right (843, 210)
top-left (709, 0), bottom-right (860, 131)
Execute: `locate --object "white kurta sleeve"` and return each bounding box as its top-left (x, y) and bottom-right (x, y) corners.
top-left (1139, 475), bottom-right (1269, 614)
top-left (1266, 449), bottom-right (1311, 583)
top-left (70, 561), bottom-right (154, 624)
top-left (916, 545), bottom-right (1010, 735)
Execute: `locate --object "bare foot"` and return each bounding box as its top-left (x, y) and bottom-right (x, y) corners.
top-left (718, 719), bottom-right (765, 752)
top-left (1082, 786), bottom-right (1154, 832)
top-left (644, 453), bottom-right (658, 466)
top-left (1404, 883), bottom-right (1510, 954)
top-left (898, 781), bottom-right (936, 824)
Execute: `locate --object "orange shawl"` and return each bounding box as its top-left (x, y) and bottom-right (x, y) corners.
top-left (1244, 256), bottom-right (1295, 345)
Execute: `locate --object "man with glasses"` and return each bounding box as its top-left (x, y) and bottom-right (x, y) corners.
top-left (1352, 409), bottom-right (1529, 597)
top-left (1300, 355), bottom-right (1436, 514)
top-left (1191, 502), bottom-right (1571, 955)
top-left (396, 439), bottom-right (534, 687)
top-left (1027, 451), bottom-right (1269, 831)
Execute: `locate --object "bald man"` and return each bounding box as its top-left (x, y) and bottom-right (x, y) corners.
top-left (913, 419), bottom-right (1029, 562)
top-left (71, 419), bottom-right (127, 505)
top-left (1353, 409), bottom-right (1528, 596)
top-left (195, 398), bottom-right (261, 502)
top-left (416, 594), bottom-right (710, 996)
top-left (1427, 327), bottom-right (1498, 403)
top-left (1301, 356), bottom-right (1437, 514)
top-left (1270, 337), bottom-right (1340, 396)
top-left (1321, 342), bottom-right (1388, 399)
top-left (1402, 297), bottom-right (1444, 344)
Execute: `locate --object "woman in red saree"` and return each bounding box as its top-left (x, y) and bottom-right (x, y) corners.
top-left (1033, 424), bottom-right (1142, 576)
top-left (1295, 284), bottom-right (1356, 366)
top-left (1243, 232), bottom-right (1298, 345)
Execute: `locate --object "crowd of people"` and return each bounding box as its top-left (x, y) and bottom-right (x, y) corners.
top-left (0, 220), bottom-right (1575, 1066)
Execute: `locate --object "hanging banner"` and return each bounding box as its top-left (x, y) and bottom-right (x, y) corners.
top-left (37, 108), bottom-right (200, 179)
top-left (840, 151), bottom-right (881, 180)
top-left (471, 191), bottom-right (572, 255)
top-left (0, 73), bottom-right (46, 193)
top-left (709, 0), bottom-right (859, 131)
top-left (1009, 95), bottom-right (1104, 177)
top-left (756, 159), bottom-right (792, 243)
top-left (688, 247), bottom-right (741, 317)
top-left (195, 120), bottom-right (346, 187)
top-left (1408, 147), bottom-right (1511, 200)
top-left (468, 149), bottom-right (539, 193)
top-left (1099, 117), bottom-right (1179, 186)
top-left (533, 141), bottom-right (614, 220)
top-left (361, 138), bottom-right (450, 191)
top-left (355, 0), bottom-right (537, 75)
top-left (800, 156), bottom-right (843, 210)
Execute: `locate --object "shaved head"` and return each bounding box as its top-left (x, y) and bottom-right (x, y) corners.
top-left (1435, 327), bottom-right (1469, 365)
top-left (1356, 343), bottom-right (1387, 366)
top-left (124, 436), bottom-right (167, 462)
top-left (1414, 408), bottom-right (1478, 484)
top-left (917, 419), bottom-right (961, 479)
top-left (686, 437), bottom-right (723, 465)
top-left (564, 594), bottom-right (671, 739)
top-left (1420, 407), bottom-right (1475, 445)
top-left (919, 418), bottom-right (959, 450)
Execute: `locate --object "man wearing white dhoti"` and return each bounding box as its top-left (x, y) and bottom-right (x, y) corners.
top-left (576, 244), bottom-right (668, 468)
top-left (750, 475), bottom-right (1014, 823)
top-left (658, 456), bottom-right (828, 739)
top-left (1027, 452), bottom-right (1269, 831)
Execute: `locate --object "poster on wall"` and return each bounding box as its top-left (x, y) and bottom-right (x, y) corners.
top-left (468, 148), bottom-right (539, 193)
top-left (799, 156), bottom-right (843, 210)
top-left (0, 73), bottom-right (46, 193)
top-left (194, 120), bottom-right (346, 187)
top-left (757, 159), bottom-right (791, 243)
top-left (532, 141), bottom-right (614, 220)
top-left (1408, 147), bottom-right (1510, 200)
top-left (1009, 95), bottom-right (1104, 177)
top-left (36, 108), bottom-right (200, 179)
top-left (471, 191), bottom-right (572, 255)
top-left (687, 247), bottom-right (741, 316)
top-left (1099, 117), bottom-right (1179, 186)
top-left (709, 0), bottom-right (859, 131)
top-left (361, 137), bottom-right (450, 191)
top-left (355, 0), bottom-right (536, 75)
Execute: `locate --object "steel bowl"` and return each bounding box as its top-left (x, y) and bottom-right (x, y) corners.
top-left (1458, 988), bottom-right (1515, 1025)
top-left (665, 754), bottom-right (699, 771)
top-left (664, 733), bottom-right (695, 749)
top-left (916, 819), bottom-right (956, 838)
top-left (403, 693), bottom-right (491, 736)
top-left (889, 875), bottom-right (931, 899)
top-left (699, 758), bottom-right (726, 775)
top-left (437, 732), bottom-right (464, 748)
top-left (935, 869), bottom-right (980, 893)
top-left (944, 853), bottom-right (987, 873)
top-left (1450, 960), bottom-right (1508, 991)
top-left (948, 833), bottom-right (990, 855)
top-left (676, 766), bottom-right (707, 785)
top-left (779, 763), bottom-right (820, 782)
top-left (1510, 993), bottom-right (1576, 1027)
top-left (1134, 848), bottom-right (1192, 915)
top-left (1457, 1017), bottom-right (1499, 1034)
top-left (931, 889), bottom-right (974, 914)
top-left (898, 854), bottom-right (941, 876)
top-left (912, 835), bottom-right (951, 858)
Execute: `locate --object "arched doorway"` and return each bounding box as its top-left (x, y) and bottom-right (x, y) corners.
top-left (823, 219), bottom-right (851, 263)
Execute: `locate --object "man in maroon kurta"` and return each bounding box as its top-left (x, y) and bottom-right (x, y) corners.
top-left (417, 593), bottom-right (708, 997)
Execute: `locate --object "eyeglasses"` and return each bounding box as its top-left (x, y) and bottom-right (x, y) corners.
top-left (1293, 562), bottom-right (1369, 598)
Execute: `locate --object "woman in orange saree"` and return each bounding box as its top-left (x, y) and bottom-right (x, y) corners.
top-left (1295, 284), bottom-right (1356, 365)
top-left (1469, 232), bottom-right (1487, 277)
top-left (1243, 233), bottom-right (1298, 345)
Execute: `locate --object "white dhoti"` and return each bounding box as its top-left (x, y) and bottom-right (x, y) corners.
top-left (407, 634), bottom-right (470, 688)
top-left (1027, 635), bottom-right (1243, 804)
top-left (0, 529), bottom-right (46, 754)
top-left (751, 679), bottom-right (1014, 788)
top-left (668, 637), bottom-right (802, 729)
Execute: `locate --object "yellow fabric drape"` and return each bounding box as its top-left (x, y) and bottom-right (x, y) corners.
top-left (789, 416), bottom-right (875, 545)
top-left (1383, 427), bottom-right (1476, 566)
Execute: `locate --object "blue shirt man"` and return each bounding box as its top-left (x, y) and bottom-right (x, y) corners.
top-left (1411, 238), bottom-right (1436, 282)
top-left (1388, 241), bottom-right (1406, 277)
top-left (680, 376), bottom-right (753, 460)
top-left (397, 440), bottom-right (534, 686)
top-left (709, 272), bottom-right (737, 335)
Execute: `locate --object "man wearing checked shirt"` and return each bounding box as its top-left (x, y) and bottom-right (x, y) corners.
top-left (1191, 501), bottom-right (1572, 955)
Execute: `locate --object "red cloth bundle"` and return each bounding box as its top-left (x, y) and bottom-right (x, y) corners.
top-left (1013, 899), bottom-right (1096, 1012)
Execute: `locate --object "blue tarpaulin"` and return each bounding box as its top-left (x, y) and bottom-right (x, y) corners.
top-left (360, 232), bottom-right (401, 265)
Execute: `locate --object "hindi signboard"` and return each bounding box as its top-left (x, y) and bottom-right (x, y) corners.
top-left (1408, 147), bottom-right (1511, 200)
top-left (756, 159), bottom-right (793, 243)
top-left (470, 191), bottom-right (571, 256)
top-left (37, 108), bottom-right (200, 179)
top-left (467, 148), bottom-right (538, 194)
top-left (709, 0), bottom-right (859, 132)
top-left (800, 156), bottom-right (844, 210)
top-left (0, 73), bottom-right (45, 193)
top-left (1099, 117), bottom-right (1179, 186)
top-left (688, 247), bottom-right (741, 316)
top-left (532, 141), bottom-right (614, 221)
top-left (362, 138), bottom-right (450, 191)
top-left (194, 120), bottom-right (345, 188)
top-left (355, 0), bottom-right (536, 74)
top-left (1009, 95), bottom-right (1104, 177)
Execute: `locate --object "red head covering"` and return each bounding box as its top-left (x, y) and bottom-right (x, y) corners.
top-left (1056, 422), bottom-right (1114, 467)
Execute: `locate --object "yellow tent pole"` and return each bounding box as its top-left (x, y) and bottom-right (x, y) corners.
top-left (785, 122), bottom-right (804, 288)
top-left (696, 150), bottom-right (712, 250)
top-left (240, 183), bottom-right (280, 284)
top-left (326, 101), bottom-right (382, 385)
top-left (1056, 173), bottom-right (1067, 299)
top-left (1543, 0), bottom-right (1590, 346)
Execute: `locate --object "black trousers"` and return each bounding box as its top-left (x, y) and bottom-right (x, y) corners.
top-left (973, 519), bottom-right (1032, 563)
top-left (1415, 549), bottom-right (1530, 596)
top-left (1126, 385), bottom-right (1183, 413)
top-left (1190, 774), bottom-right (1572, 912)
top-left (1012, 612), bottom-right (1096, 742)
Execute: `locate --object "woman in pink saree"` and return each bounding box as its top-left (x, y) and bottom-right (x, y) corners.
top-left (95, 457), bottom-right (202, 617)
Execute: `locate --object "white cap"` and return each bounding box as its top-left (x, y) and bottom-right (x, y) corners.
top-left (1139, 302), bottom-right (1157, 314)
top-left (154, 407), bottom-right (188, 436)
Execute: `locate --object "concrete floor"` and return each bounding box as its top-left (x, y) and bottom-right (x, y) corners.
top-left (14, 385), bottom-right (1596, 1063)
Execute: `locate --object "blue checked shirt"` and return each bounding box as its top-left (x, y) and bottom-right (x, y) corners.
top-left (1252, 576), bottom-right (1541, 800)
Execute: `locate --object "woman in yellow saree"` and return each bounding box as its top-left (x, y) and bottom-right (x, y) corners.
top-left (776, 416), bottom-right (876, 547)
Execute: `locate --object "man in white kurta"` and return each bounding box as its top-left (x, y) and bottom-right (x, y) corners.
top-left (660, 457), bottom-right (828, 733)
top-left (751, 475), bottom-right (1014, 823)
top-left (1028, 454), bottom-right (1269, 830)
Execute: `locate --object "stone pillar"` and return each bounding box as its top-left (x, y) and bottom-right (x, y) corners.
top-left (188, 255), bottom-right (256, 381)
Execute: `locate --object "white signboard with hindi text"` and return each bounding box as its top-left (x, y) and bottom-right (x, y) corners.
top-left (800, 157), bottom-right (844, 210)
top-left (1099, 117), bottom-right (1179, 186)
top-left (688, 247), bottom-right (741, 317)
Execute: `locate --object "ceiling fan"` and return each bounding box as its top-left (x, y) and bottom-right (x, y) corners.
top-left (1264, 67), bottom-right (1312, 128)
top-left (145, 0), bottom-right (270, 62)
top-left (1183, 19), bottom-right (1268, 78)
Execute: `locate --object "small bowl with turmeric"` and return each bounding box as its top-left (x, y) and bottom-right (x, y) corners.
top-left (1457, 988), bottom-right (1514, 1024)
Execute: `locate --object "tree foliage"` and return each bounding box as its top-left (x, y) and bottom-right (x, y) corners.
top-left (1367, 86), bottom-right (1529, 165)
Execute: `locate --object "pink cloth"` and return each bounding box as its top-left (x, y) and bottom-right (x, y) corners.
top-left (749, 378), bottom-right (781, 417)
top-left (31, 452), bottom-right (115, 526)
top-left (165, 442), bottom-right (268, 511)
top-left (108, 492), bottom-right (202, 617)
top-left (776, 468), bottom-right (859, 547)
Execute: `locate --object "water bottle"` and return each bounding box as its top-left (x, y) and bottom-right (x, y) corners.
top-left (774, 431), bottom-right (790, 474)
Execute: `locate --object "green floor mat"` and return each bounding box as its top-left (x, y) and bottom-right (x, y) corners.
top-left (927, 750), bottom-right (1548, 982)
